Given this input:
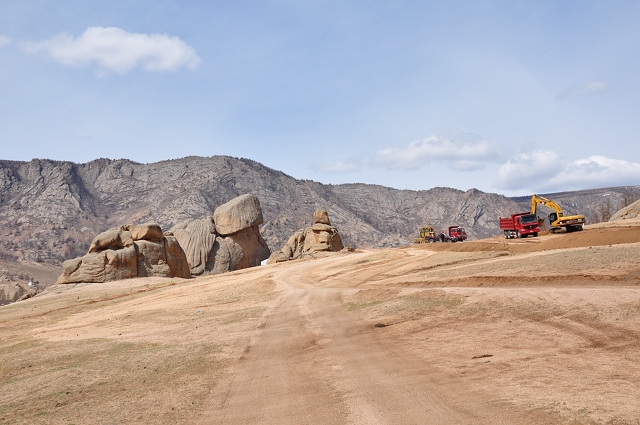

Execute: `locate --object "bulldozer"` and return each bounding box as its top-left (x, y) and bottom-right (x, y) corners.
top-left (413, 226), bottom-right (436, 243)
top-left (531, 194), bottom-right (586, 232)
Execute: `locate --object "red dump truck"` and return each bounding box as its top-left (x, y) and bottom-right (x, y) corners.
top-left (499, 212), bottom-right (540, 239)
top-left (447, 226), bottom-right (467, 241)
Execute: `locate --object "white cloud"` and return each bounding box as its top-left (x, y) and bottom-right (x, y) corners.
top-left (494, 151), bottom-right (640, 192)
top-left (450, 160), bottom-right (485, 171)
top-left (0, 35), bottom-right (11, 47)
top-left (549, 156), bottom-right (640, 189)
top-left (557, 81), bottom-right (608, 99)
top-left (23, 27), bottom-right (201, 74)
top-left (371, 133), bottom-right (502, 171)
top-left (494, 150), bottom-right (564, 190)
top-left (314, 160), bottom-right (360, 173)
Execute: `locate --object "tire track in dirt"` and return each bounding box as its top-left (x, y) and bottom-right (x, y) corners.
top-left (199, 256), bottom-right (560, 424)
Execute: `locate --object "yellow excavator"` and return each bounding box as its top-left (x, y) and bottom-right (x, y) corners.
top-left (414, 226), bottom-right (436, 243)
top-left (531, 194), bottom-right (586, 232)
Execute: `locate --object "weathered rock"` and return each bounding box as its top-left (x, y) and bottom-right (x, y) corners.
top-left (314, 210), bottom-right (331, 225)
top-left (56, 223), bottom-right (189, 284)
top-left (104, 246), bottom-right (138, 281)
top-left (61, 257), bottom-right (83, 277)
top-left (303, 224), bottom-right (343, 253)
top-left (223, 226), bottom-right (271, 270)
top-left (58, 251), bottom-right (108, 283)
top-left (135, 240), bottom-right (170, 277)
top-left (213, 194), bottom-right (263, 236)
top-left (164, 236), bottom-right (191, 278)
top-left (171, 195), bottom-right (270, 275)
top-left (267, 211), bottom-right (344, 264)
top-left (88, 229), bottom-right (133, 253)
top-left (267, 251), bottom-right (291, 264)
top-left (131, 223), bottom-right (164, 242)
top-left (171, 217), bottom-right (217, 276)
top-left (286, 230), bottom-right (305, 259)
top-left (17, 287), bottom-right (41, 301)
top-left (208, 236), bottom-right (233, 274)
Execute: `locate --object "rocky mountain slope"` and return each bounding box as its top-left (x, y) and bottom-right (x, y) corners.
top-left (1, 156), bottom-right (637, 267)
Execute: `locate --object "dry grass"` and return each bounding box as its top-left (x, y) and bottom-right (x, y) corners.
top-left (3, 222), bottom-right (640, 424)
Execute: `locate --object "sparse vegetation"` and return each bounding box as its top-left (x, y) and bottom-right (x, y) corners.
top-left (596, 195), bottom-right (614, 222)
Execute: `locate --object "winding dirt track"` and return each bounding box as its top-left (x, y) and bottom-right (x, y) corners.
top-left (201, 257), bottom-right (558, 425)
top-left (2, 224), bottom-right (640, 425)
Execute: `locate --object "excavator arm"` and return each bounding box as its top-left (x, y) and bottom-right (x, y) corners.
top-left (531, 194), bottom-right (585, 231)
top-left (531, 194), bottom-right (564, 218)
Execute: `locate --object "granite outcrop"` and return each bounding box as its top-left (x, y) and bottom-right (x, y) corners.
top-left (171, 194), bottom-right (270, 275)
top-left (268, 210), bottom-right (343, 264)
top-left (56, 223), bottom-right (191, 284)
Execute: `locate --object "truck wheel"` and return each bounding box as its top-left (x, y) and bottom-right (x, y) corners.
top-left (504, 231), bottom-right (509, 239)
top-left (533, 232), bottom-right (538, 237)
top-left (429, 238), bottom-right (434, 243)
top-left (516, 230), bottom-right (521, 238)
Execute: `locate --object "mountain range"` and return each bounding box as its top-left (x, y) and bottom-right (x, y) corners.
top-left (1, 156), bottom-right (637, 266)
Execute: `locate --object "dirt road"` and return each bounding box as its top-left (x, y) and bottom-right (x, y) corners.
top-left (2, 225), bottom-right (640, 424)
top-left (202, 258), bottom-right (560, 424)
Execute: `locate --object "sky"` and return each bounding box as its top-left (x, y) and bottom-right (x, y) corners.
top-left (1, 0), bottom-right (639, 196)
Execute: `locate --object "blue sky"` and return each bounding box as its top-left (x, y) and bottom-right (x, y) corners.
top-left (1, 1), bottom-right (639, 196)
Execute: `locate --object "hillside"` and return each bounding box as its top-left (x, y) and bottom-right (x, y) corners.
top-left (2, 156), bottom-right (638, 271)
top-left (2, 221), bottom-right (640, 424)
top-left (0, 156), bottom-right (521, 266)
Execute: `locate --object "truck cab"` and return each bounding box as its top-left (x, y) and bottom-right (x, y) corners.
top-left (448, 226), bottom-right (467, 241)
top-left (499, 212), bottom-right (540, 239)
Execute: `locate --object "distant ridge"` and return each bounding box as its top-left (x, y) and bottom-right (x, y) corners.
top-left (0, 156), bottom-right (636, 266)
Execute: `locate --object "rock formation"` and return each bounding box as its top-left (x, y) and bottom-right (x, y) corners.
top-left (2, 156), bottom-right (636, 267)
top-left (56, 223), bottom-right (190, 284)
top-left (268, 210), bottom-right (344, 264)
top-left (171, 194), bottom-right (271, 275)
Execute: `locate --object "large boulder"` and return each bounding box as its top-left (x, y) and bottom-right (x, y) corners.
top-left (313, 210), bottom-right (331, 225)
top-left (135, 240), bottom-right (170, 277)
top-left (172, 217), bottom-right (217, 276)
top-left (170, 194), bottom-right (270, 275)
top-left (131, 223), bottom-right (164, 243)
top-left (88, 228), bottom-right (133, 253)
top-left (164, 235), bottom-right (191, 278)
top-left (213, 194), bottom-right (264, 236)
top-left (223, 226), bottom-right (271, 270)
top-left (268, 210), bottom-right (344, 264)
top-left (303, 224), bottom-right (344, 252)
top-left (57, 224), bottom-right (190, 284)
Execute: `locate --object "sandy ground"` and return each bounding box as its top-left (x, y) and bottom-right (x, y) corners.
top-left (2, 223), bottom-right (640, 424)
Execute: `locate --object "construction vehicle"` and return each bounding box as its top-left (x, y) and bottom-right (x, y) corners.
top-left (531, 194), bottom-right (586, 232)
top-left (447, 226), bottom-right (467, 241)
top-left (499, 212), bottom-right (540, 238)
top-left (414, 226), bottom-right (437, 243)
top-left (436, 231), bottom-right (457, 243)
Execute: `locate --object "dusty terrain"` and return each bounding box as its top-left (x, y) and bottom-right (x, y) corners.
top-left (2, 222), bottom-right (640, 424)
top-left (0, 260), bottom-right (59, 304)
